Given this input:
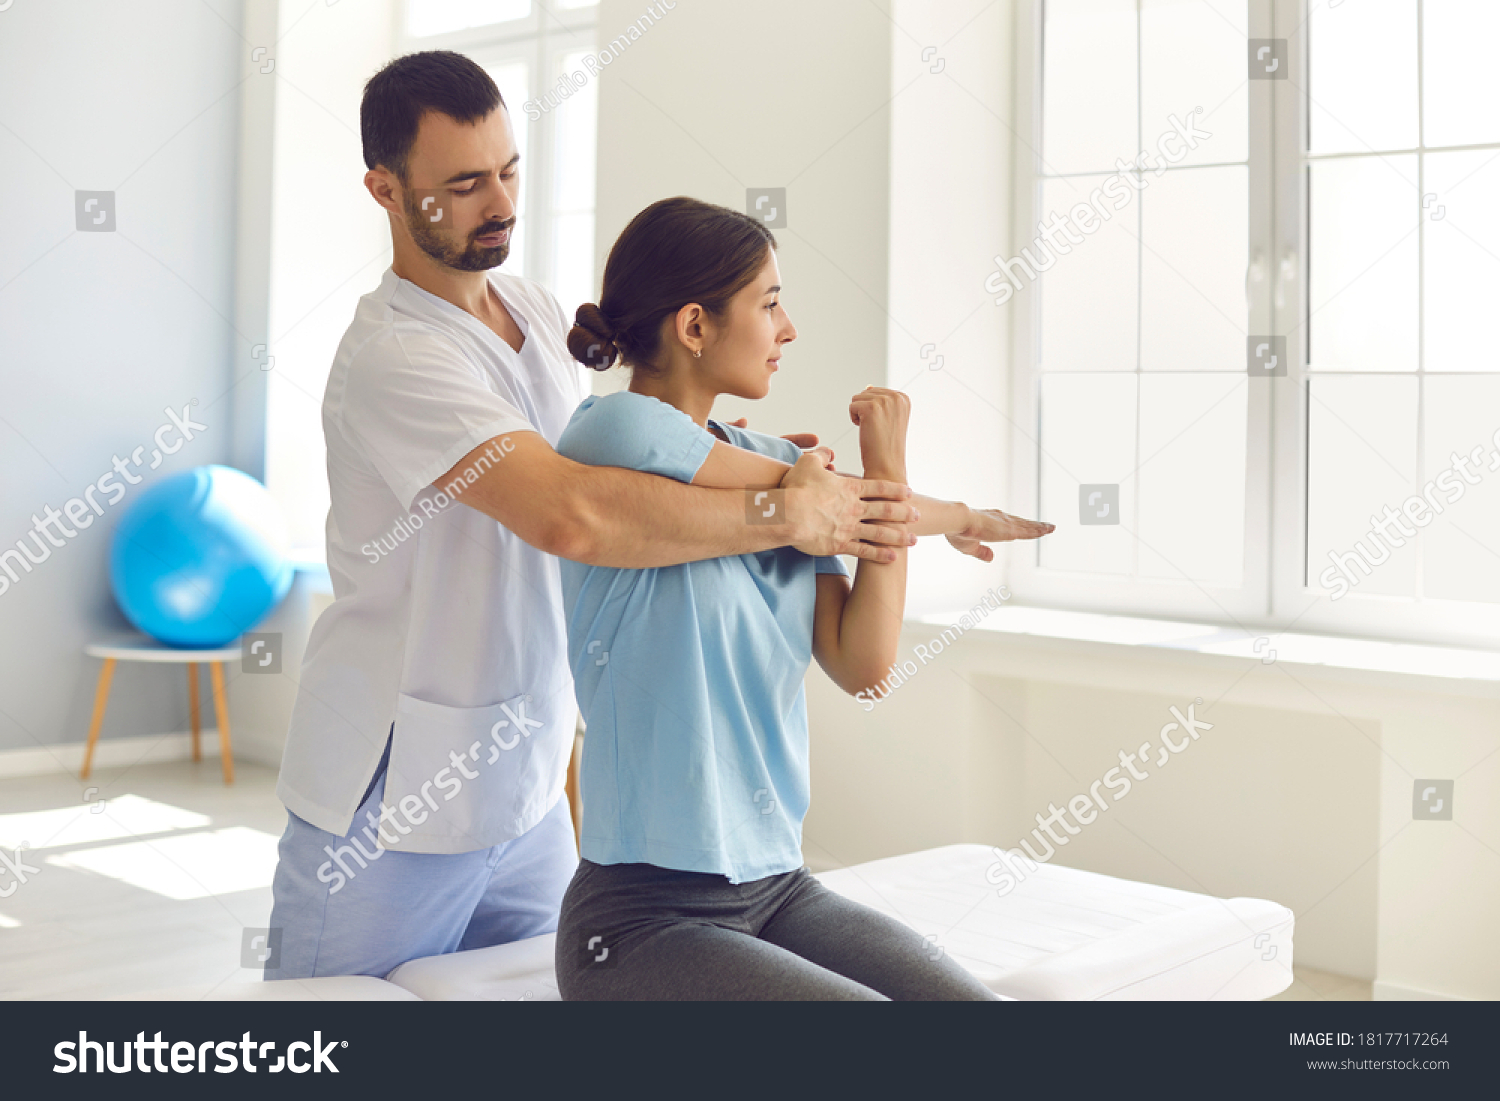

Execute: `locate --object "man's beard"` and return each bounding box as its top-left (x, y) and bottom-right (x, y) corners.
top-left (405, 201), bottom-right (512, 272)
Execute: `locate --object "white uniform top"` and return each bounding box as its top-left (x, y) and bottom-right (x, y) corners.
top-left (276, 266), bottom-right (582, 855)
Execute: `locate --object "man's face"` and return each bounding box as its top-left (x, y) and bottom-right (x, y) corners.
top-left (400, 106), bottom-right (520, 272)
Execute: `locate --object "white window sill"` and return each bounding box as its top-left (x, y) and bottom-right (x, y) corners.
top-left (914, 605), bottom-right (1500, 685)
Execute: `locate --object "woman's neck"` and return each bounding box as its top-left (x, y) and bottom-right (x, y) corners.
top-left (627, 372), bottom-right (718, 429)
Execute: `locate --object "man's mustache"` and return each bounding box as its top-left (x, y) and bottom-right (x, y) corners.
top-left (473, 218), bottom-right (516, 238)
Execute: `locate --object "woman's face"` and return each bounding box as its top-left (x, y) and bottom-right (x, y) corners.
top-left (700, 249), bottom-right (797, 400)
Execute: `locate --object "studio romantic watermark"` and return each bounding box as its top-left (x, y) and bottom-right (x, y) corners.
top-left (856, 586), bottom-right (1010, 711)
top-left (522, 1), bottom-right (677, 120)
top-left (361, 437), bottom-right (515, 564)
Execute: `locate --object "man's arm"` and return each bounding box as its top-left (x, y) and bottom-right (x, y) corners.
top-left (693, 438), bottom-right (1053, 546)
top-left (435, 432), bottom-right (917, 569)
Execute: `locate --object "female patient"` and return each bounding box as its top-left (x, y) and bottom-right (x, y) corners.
top-left (553, 196), bottom-right (1047, 1000)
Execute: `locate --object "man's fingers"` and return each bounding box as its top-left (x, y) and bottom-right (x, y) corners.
top-left (839, 540), bottom-right (900, 564)
top-left (859, 498), bottom-right (919, 524)
top-left (854, 478), bottom-right (913, 501)
top-left (783, 432), bottom-right (819, 449)
top-left (857, 522), bottom-right (919, 548)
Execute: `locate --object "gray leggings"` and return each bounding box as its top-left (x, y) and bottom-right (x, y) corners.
top-left (555, 858), bottom-right (1003, 1001)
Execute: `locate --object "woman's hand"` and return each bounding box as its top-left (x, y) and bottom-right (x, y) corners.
top-left (849, 386), bottom-right (910, 481)
top-left (944, 508), bottom-right (1055, 562)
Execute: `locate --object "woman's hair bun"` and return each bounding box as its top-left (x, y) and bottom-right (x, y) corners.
top-left (567, 302), bottom-right (620, 370)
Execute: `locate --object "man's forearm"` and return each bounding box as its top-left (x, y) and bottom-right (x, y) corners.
top-left (559, 464), bottom-right (794, 568)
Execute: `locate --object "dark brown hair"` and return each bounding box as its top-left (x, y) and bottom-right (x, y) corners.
top-left (361, 50), bottom-right (502, 186)
top-left (567, 197), bottom-right (777, 372)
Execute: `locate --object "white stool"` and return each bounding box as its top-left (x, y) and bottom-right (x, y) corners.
top-left (385, 844), bottom-right (1295, 1001)
top-left (82, 635), bottom-right (243, 785)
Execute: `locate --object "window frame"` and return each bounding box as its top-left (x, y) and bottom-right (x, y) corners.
top-left (394, 0), bottom-right (598, 295)
top-left (1007, 0), bottom-right (1500, 651)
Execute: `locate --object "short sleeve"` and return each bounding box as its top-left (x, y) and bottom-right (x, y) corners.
top-left (340, 325), bottom-right (538, 510)
top-left (556, 392), bottom-right (713, 483)
top-left (814, 555), bottom-right (852, 578)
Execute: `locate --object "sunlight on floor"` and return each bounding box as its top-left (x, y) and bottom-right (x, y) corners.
top-left (0, 793), bottom-right (211, 851)
top-left (45, 826), bottom-right (282, 901)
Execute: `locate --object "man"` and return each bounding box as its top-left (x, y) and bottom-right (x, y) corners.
top-left (266, 50), bottom-right (1046, 979)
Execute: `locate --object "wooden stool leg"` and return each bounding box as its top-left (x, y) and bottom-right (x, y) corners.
top-left (209, 661), bottom-right (234, 785)
top-left (187, 662), bottom-right (201, 762)
top-left (81, 658), bottom-right (117, 781)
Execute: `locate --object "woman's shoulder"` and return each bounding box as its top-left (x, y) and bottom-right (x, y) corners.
top-left (713, 421), bottom-right (801, 465)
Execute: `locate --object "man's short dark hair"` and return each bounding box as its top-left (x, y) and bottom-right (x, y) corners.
top-left (361, 50), bottom-right (503, 185)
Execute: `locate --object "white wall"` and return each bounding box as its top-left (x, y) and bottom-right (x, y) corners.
top-left (260, 0), bottom-right (398, 553)
top-left (592, 0), bottom-right (894, 445)
top-left (0, 0), bottom-right (242, 754)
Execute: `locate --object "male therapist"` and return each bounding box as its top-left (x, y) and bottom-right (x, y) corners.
top-left (267, 50), bottom-right (1041, 980)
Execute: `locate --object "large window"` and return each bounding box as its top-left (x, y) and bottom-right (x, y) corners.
top-left (1009, 0), bottom-right (1500, 648)
top-left (398, 0), bottom-right (601, 315)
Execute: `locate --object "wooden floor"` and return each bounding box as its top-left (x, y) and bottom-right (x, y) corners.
top-left (0, 759), bottom-right (1376, 1001)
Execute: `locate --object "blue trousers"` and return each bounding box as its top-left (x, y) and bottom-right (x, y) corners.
top-left (265, 735), bottom-right (579, 980)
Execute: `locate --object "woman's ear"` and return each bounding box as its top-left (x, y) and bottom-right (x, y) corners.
top-left (674, 302), bottom-right (707, 354)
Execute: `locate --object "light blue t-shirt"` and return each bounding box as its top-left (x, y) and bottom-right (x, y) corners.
top-left (556, 390), bottom-right (851, 883)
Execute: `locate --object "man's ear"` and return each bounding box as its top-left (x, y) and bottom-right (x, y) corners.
top-left (365, 168), bottom-right (402, 216)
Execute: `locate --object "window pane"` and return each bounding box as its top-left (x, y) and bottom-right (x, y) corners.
top-left (1137, 373), bottom-right (1246, 582)
top-left (486, 61), bottom-right (530, 277)
top-left (552, 50), bottom-right (598, 214)
top-left (1424, 149), bottom-right (1500, 372)
top-left (1307, 375), bottom-right (1418, 599)
top-left (1307, 0), bottom-right (1418, 155)
top-left (1039, 372), bottom-right (1136, 575)
top-left (407, 0), bottom-right (531, 38)
top-left (1042, 0), bottom-right (1137, 175)
top-left (1140, 0), bottom-right (1247, 168)
top-left (551, 212), bottom-right (594, 315)
top-left (1140, 164), bottom-right (1247, 371)
top-left (1423, 0), bottom-right (1500, 148)
top-left (1421, 375), bottom-right (1500, 603)
top-left (1038, 174), bottom-right (1138, 372)
top-left (1308, 155), bottom-right (1418, 372)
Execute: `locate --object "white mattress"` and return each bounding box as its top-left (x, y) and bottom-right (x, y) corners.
top-left (119, 975), bottom-right (422, 1001)
top-left (813, 844), bottom-right (1294, 1000)
top-left (384, 844), bottom-right (1293, 1001)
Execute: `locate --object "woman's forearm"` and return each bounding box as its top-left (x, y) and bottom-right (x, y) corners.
top-left (832, 459), bottom-right (909, 690)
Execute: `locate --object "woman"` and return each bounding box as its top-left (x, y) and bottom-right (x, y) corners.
top-left (553, 196), bottom-right (1050, 1000)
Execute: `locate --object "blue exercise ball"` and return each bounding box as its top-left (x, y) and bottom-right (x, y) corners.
top-left (109, 465), bottom-right (292, 648)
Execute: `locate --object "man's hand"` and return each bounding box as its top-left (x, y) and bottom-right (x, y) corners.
top-left (944, 508), bottom-right (1054, 562)
top-left (723, 416), bottom-right (819, 451)
top-left (780, 448), bottom-right (916, 562)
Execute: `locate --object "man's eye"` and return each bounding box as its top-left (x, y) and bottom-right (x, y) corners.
top-left (453, 185), bottom-right (477, 195)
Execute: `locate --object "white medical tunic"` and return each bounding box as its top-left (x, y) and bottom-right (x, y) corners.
top-left (276, 267), bottom-right (583, 855)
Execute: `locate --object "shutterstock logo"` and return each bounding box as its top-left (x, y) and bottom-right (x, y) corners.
top-left (55, 1031), bottom-right (345, 1074)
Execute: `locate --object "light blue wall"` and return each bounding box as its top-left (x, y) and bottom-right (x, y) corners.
top-left (0, 0), bottom-right (243, 752)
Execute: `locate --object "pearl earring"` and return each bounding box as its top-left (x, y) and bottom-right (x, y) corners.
top-left (693, 349), bottom-right (702, 358)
